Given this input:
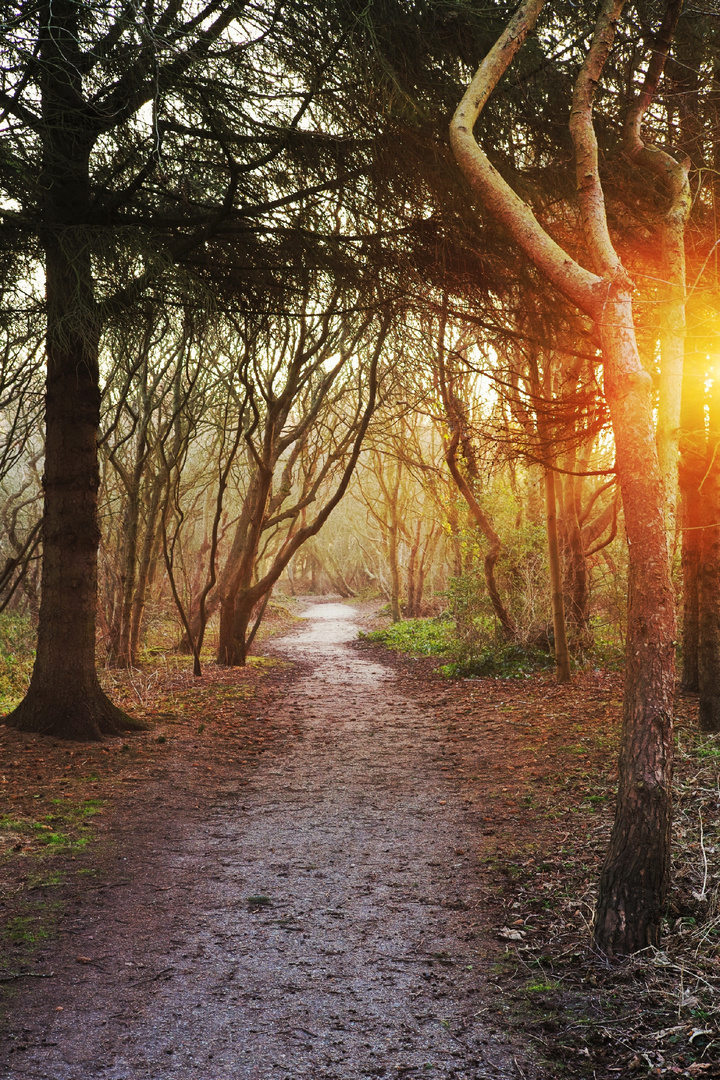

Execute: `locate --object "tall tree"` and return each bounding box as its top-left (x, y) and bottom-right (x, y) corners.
top-left (0, 0), bottom-right (363, 737)
top-left (450, 0), bottom-right (676, 954)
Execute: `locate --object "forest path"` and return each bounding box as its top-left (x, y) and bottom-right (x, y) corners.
top-left (1, 602), bottom-right (527, 1080)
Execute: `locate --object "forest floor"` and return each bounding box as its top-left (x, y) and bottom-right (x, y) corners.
top-left (0, 599), bottom-right (718, 1080)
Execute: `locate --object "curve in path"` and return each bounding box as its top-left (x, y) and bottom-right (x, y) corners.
top-left (2, 602), bottom-right (523, 1080)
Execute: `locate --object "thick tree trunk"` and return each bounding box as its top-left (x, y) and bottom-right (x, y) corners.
top-left (5, 272), bottom-right (139, 738)
top-left (450, 0), bottom-right (677, 954)
top-left (593, 296), bottom-right (676, 955)
top-left (4, 25), bottom-right (139, 737)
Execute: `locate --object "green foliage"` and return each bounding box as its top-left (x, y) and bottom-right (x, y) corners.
top-left (1, 798), bottom-right (105, 856)
top-left (0, 613), bottom-right (35, 712)
top-left (360, 617), bottom-right (556, 678)
top-left (359, 618), bottom-right (456, 656)
top-left (440, 643), bottom-right (555, 679)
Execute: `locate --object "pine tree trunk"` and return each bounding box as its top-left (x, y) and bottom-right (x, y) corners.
top-left (5, 246), bottom-right (138, 738)
top-left (593, 294), bottom-right (676, 955)
top-left (4, 18), bottom-right (139, 737)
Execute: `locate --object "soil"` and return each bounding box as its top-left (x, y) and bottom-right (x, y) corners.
top-left (1, 599), bottom-right (718, 1080)
top-left (0, 602), bottom-right (534, 1080)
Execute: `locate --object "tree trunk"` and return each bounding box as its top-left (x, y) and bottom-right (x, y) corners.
top-left (592, 294), bottom-right (676, 954)
top-left (406, 522), bottom-right (421, 618)
top-left (450, 0), bottom-right (676, 954)
top-left (544, 467), bottom-right (571, 683)
top-left (6, 343), bottom-right (138, 738)
top-left (698, 380), bottom-right (720, 732)
top-left (388, 522), bottom-right (402, 622)
top-left (129, 477), bottom-right (164, 667)
top-left (623, 0), bottom-right (689, 549)
top-left (678, 329), bottom-right (706, 691)
top-left (558, 474), bottom-right (593, 649)
top-left (444, 431), bottom-right (517, 639)
top-left (4, 15), bottom-right (139, 737)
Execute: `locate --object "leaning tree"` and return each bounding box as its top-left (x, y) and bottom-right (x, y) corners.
top-left (450, 0), bottom-right (680, 955)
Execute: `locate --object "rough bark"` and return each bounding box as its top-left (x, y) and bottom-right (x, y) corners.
top-left (450, 0), bottom-right (676, 955)
top-left (593, 294), bottom-right (676, 954)
top-left (4, 7), bottom-right (141, 738)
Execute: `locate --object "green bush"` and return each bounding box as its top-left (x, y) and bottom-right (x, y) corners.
top-left (360, 618), bottom-right (555, 678)
top-left (440, 643), bottom-right (555, 679)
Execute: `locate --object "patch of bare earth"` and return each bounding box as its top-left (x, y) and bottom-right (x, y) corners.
top-left (0, 603), bottom-right (533, 1080)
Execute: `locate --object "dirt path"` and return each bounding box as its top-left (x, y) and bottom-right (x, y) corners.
top-left (1, 602), bottom-right (529, 1080)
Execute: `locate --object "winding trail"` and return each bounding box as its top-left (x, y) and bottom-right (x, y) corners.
top-left (1, 602), bottom-right (524, 1080)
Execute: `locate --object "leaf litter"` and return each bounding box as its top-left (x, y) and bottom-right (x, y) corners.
top-left (0, 599), bottom-right (717, 1078)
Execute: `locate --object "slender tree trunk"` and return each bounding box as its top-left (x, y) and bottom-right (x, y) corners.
top-left (129, 478), bottom-right (163, 666)
top-left (679, 329), bottom-right (705, 691)
top-left (698, 380), bottom-right (720, 732)
top-left (544, 467), bottom-right (571, 683)
top-left (110, 477), bottom-right (142, 668)
top-left (388, 521), bottom-right (402, 622)
top-left (444, 432), bottom-right (517, 639)
top-left (557, 469), bottom-right (593, 649)
top-left (406, 522), bottom-right (421, 617)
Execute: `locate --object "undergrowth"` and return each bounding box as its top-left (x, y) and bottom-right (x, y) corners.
top-left (359, 617), bottom-right (456, 657)
top-left (0, 614), bottom-right (35, 713)
top-left (359, 616), bottom-right (556, 678)
top-left (491, 713), bottom-right (720, 1079)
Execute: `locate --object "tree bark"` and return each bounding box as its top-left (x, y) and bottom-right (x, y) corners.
top-left (623, 0), bottom-right (689, 547)
top-left (4, 5), bottom-right (141, 737)
top-left (679, 327), bottom-right (706, 691)
top-left (544, 467), bottom-right (571, 683)
top-left (593, 293), bottom-right (676, 954)
top-left (698, 379), bottom-right (720, 732)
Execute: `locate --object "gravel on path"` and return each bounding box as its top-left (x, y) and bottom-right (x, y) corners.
top-left (1, 602), bottom-right (531, 1080)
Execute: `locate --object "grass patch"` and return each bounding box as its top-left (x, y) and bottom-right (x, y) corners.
top-left (360, 618), bottom-right (558, 679)
top-left (358, 617), bottom-right (456, 657)
top-left (1, 798), bottom-right (105, 856)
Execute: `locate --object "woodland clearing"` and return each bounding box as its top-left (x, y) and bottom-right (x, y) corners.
top-left (0, 600), bottom-right (718, 1080)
